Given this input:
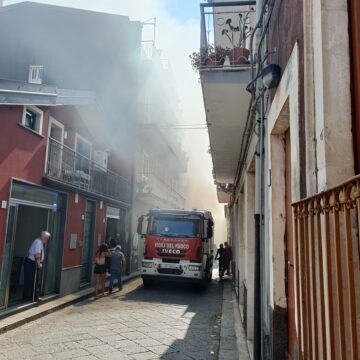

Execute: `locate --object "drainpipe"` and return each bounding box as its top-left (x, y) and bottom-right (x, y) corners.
top-left (254, 89), bottom-right (266, 360)
top-left (253, 0), bottom-right (266, 359)
top-left (254, 139), bottom-right (262, 360)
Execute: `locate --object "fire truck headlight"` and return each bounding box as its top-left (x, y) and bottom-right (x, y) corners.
top-left (188, 265), bottom-right (201, 271)
top-left (142, 262), bottom-right (152, 268)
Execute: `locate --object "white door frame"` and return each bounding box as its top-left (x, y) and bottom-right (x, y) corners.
top-left (45, 116), bottom-right (65, 175)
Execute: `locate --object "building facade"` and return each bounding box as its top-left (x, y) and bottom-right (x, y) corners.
top-left (0, 2), bottom-right (142, 310)
top-left (131, 46), bottom-right (188, 271)
top-left (0, 2), bottom-right (188, 308)
top-left (0, 80), bottom-right (133, 309)
top-left (198, 0), bottom-right (360, 359)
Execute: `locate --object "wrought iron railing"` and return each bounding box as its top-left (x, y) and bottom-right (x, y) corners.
top-left (136, 172), bottom-right (185, 209)
top-left (198, 2), bottom-right (256, 68)
top-left (45, 138), bottom-right (131, 204)
top-left (292, 176), bottom-right (360, 359)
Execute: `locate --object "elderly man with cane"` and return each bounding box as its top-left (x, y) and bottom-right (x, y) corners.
top-left (23, 231), bottom-right (50, 302)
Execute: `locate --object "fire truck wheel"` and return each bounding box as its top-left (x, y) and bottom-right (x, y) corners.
top-left (199, 279), bottom-right (209, 291)
top-left (142, 278), bottom-right (154, 288)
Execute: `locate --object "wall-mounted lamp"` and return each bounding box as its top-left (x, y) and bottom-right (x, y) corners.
top-left (217, 183), bottom-right (234, 194)
top-left (262, 64), bottom-right (281, 89)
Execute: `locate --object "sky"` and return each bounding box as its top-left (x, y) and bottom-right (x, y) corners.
top-left (6, 0), bottom-right (227, 243)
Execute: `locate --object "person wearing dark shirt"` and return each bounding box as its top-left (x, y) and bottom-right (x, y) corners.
top-left (215, 243), bottom-right (226, 279)
top-left (224, 242), bottom-right (233, 275)
top-left (105, 238), bottom-right (117, 274)
top-left (108, 245), bottom-right (126, 293)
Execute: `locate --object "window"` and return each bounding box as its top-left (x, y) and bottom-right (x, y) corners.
top-left (142, 152), bottom-right (150, 177)
top-left (150, 217), bottom-right (201, 238)
top-left (75, 134), bottom-right (92, 174)
top-left (21, 106), bottom-right (43, 134)
top-left (28, 65), bottom-right (44, 84)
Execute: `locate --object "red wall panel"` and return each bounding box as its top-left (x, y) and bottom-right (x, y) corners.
top-left (0, 106), bottom-right (49, 260)
top-left (62, 195), bottom-right (107, 269)
top-left (62, 193), bottom-right (85, 269)
top-left (0, 105), bottom-right (131, 272)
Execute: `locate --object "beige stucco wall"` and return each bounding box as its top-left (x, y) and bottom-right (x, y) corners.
top-left (303, 1), bottom-right (354, 357)
top-left (268, 44), bottom-right (300, 315)
top-left (311, 0), bottom-right (354, 191)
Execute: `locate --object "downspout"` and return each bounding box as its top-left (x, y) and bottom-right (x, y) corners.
top-left (254, 141), bottom-right (262, 360)
top-left (253, 1), bottom-right (265, 359)
top-left (255, 88), bottom-right (266, 360)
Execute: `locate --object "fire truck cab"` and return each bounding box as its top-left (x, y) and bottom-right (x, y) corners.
top-left (137, 209), bottom-right (214, 288)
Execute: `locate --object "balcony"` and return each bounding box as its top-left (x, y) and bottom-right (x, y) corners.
top-left (198, 1), bottom-right (255, 200)
top-left (45, 138), bottom-right (131, 204)
top-left (136, 173), bottom-right (185, 210)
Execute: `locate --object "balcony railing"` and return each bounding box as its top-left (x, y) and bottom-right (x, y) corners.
top-left (45, 138), bottom-right (131, 204)
top-left (136, 173), bottom-right (185, 209)
top-left (198, 1), bottom-right (256, 69)
top-left (292, 176), bottom-right (360, 359)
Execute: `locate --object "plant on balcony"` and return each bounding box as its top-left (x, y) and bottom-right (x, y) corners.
top-left (189, 44), bottom-right (230, 72)
top-left (221, 10), bottom-right (253, 65)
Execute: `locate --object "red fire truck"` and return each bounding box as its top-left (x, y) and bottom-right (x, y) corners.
top-left (137, 209), bottom-right (214, 288)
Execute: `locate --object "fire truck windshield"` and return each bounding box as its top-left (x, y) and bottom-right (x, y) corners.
top-left (150, 217), bottom-right (201, 238)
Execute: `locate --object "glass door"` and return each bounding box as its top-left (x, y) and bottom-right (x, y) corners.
top-left (0, 205), bottom-right (17, 308)
top-left (42, 209), bottom-right (60, 295)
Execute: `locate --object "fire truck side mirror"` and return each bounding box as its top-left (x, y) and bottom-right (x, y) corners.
top-left (207, 224), bottom-right (213, 239)
top-left (204, 219), bottom-right (214, 239)
top-left (137, 215), bottom-right (148, 236)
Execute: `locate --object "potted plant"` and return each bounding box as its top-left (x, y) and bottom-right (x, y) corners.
top-left (189, 44), bottom-right (229, 71)
top-left (221, 11), bottom-right (253, 65)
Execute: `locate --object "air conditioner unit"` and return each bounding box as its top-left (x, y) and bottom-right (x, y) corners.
top-left (93, 150), bottom-right (108, 171)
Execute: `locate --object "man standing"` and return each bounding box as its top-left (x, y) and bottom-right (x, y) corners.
top-left (108, 245), bottom-right (126, 294)
top-left (215, 243), bottom-right (226, 280)
top-left (23, 231), bottom-right (50, 301)
top-left (224, 242), bottom-right (233, 275)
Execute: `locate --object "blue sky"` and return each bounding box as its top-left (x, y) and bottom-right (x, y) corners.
top-left (164, 0), bottom-right (202, 22)
top-left (6, 0), bottom-right (202, 22)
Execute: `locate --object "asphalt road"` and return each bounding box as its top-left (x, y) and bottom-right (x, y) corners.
top-left (0, 277), bottom-right (224, 360)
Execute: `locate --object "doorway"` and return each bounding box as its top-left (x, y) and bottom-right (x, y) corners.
top-left (80, 200), bottom-right (96, 284)
top-left (0, 205), bottom-right (62, 307)
top-left (349, 0), bottom-right (360, 173)
top-left (9, 205), bottom-right (49, 304)
top-left (0, 182), bottom-right (66, 309)
top-left (105, 206), bottom-right (126, 248)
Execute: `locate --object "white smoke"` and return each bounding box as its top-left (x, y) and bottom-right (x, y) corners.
top-left (7, 0), bottom-right (227, 244)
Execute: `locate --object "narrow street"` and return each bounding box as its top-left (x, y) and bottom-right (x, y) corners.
top-left (0, 278), bottom-right (225, 360)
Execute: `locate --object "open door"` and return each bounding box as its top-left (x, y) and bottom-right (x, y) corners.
top-left (349, 0), bottom-right (360, 173)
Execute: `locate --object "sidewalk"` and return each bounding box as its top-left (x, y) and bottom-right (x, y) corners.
top-left (219, 277), bottom-right (250, 360)
top-left (0, 271), bottom-right (140, 335)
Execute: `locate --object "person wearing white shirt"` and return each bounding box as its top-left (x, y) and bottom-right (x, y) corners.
top-left (23, 231), bottom-right (50, 301)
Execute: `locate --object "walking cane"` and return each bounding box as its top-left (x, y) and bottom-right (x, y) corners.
top-left (32, 266), bottom-right (38, 302)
